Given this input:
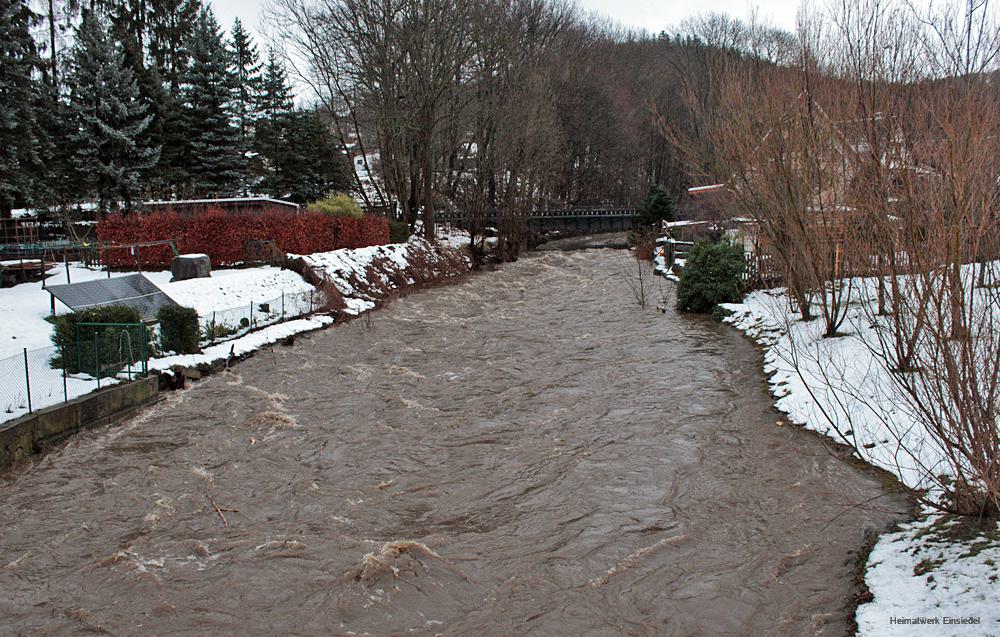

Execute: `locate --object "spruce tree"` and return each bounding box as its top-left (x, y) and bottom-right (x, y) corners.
top-left (254, 48), bottom-right (294, 196)
top-left (110, 5), bottom-right (170, 191)
top-left (148, 0), bottom-right (200, 93)
top-left (65, 11), bottom-right (159, 211)
top-left (35, 86), bottom-right (79, 213)
top-left (230, 19), bottom-right (262, 143)
top-left (0, 0), bottom-right (43, 217)
top-left (148, 0), bottom-right (201, 195)
top-left (640, 184), bottom-right (677, 228)
top-left (269, 109), bottom-right (351, 203)
top-left (179, 8), bottom-right (242, 197)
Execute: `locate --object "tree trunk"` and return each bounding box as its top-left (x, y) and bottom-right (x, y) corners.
top-left (48, 0), bottom-right (58, 88)
top-left (422, 131), bottom-right (434, 241)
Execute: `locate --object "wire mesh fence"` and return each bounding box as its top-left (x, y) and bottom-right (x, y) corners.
top-left (1, 346), bottom-right (98, 424)
top-left (1, 325), bottom-right (152, 425)
top-left (199, 288), bottom-right (322, 346)
top-left (69, 323), bottom-right (150, 381)
top-left (1, 285), bottom-right (326, 424)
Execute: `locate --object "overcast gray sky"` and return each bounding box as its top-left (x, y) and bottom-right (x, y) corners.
top-left (208, 0), bottom-right (799, 39)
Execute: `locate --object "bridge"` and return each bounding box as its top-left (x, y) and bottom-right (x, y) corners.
top-left (436, 207), bottom-right (640, 234)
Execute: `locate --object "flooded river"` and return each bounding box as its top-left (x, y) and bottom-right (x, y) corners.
top-left (0, 250), bottom-right (905, 636)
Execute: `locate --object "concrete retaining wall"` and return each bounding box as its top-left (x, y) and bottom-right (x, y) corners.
top-left (0, 376), bottom-right (159, 469)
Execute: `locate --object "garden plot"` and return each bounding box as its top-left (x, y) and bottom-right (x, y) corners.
top-left (0, 264), bottom-right (317, 424)
top-left (0, 265), bottom-right (313, 360)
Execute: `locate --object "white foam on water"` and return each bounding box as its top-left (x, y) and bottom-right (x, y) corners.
top-left (589, 535), bottom-right (689, 588)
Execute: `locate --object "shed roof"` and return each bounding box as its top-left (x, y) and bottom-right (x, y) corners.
top-left (47, 274), bottom-right (179, 321)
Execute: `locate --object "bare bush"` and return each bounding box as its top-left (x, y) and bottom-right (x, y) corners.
top-left (663, 0), bottom-right (1000, 514)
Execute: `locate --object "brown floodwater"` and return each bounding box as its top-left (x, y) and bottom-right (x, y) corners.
top-left (0, 250), bottom-right (906, 636)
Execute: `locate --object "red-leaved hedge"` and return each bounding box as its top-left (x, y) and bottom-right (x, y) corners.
top-left (97, 207), bottom-right (390, 268)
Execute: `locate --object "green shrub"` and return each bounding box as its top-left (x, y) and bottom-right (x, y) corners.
top-left (307, 193), bottom-right (363, 219)
top-left (157, 305), bottom-right (200, 354)
top-left (203, 321), bottom-right (238, 342)
top-left (51, 305), bottom-right (145, 375)
top-left (389, 219), bottom-right (410, 243)
top-left (676, 239), bottom-right (746, 314)
top-left (640, 184), bottom-right (676, 228)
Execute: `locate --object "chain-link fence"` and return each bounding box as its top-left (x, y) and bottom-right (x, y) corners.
top-left (2, 286), bottom-right (326, 424)
top-left (1, 324), bottom-right (151, 425)
top-left (199, 288), bottom-right (323, 346)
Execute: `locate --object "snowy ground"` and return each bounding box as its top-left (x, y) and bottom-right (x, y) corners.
top-left (720, 281), bottom-right (1000, 636)
top-left (435, 223), bottom-right (472, 250)
top-left (0, 264), bottom-right (312, 359)
top-left (652, 237), bottom-right (685, 281)
top-left (857, 515), bottom-right (1000, 636)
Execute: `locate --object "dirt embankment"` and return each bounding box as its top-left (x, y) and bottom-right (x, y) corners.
top-left (288, 237), bottom-right (472, 315)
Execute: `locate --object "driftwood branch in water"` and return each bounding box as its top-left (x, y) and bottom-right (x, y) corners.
top-left (206, 494), bottom-right (239, 528)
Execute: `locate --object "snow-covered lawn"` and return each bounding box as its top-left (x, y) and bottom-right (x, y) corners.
top-left (0, 263), bottom-right (316, 423)
top-left (0, 264), bottom-right (312, 360)
top-left (155, 267), bottom-right (313, 317)
top-left (720, 282), bottom-right (1000, 636)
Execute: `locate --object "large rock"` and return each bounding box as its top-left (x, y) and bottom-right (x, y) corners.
top-left (171, 254), bottom-right (211, 281)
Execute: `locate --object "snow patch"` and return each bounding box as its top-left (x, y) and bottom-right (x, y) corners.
top-left (719, 279), bottom-right (1000, 635)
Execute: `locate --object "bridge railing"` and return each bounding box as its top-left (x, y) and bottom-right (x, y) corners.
top-left (435, 208), bottom-right (638, 222)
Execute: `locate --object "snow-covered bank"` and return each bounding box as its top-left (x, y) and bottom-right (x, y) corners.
top-left (148, 315), bottom-right (335, 373)
top-left (720, 286), bottom-right (1000, 636)
top-left (294, 234), bottom-right (471, 316)
top-left (857, 515), bottom-right (1000, 636)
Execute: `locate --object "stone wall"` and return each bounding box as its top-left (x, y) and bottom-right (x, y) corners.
top-left (0, 377), bottom-right (159, 469)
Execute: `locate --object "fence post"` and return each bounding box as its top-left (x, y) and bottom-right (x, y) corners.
top-left (94, 331), bottom-right (100, 390)
top-left (62, 346), bottom-right (68, 403)
top-left (23, 348), bottom-right (32, 414)
top-left (249, 302), bottom-right (254, 328)
top-left (281, 292), bottom-right (285, 321)
top-left (310, 290), bottom-right (314, 313)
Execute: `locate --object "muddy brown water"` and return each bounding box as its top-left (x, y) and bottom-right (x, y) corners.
top-left (0, 250), bottom-right (906, 637)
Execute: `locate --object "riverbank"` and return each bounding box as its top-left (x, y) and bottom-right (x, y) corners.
top-left (720, 288), bottom-right (1000, 636)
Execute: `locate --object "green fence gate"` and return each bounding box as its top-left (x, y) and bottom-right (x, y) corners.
top-left (71, 322), bottom-right (150, 384)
